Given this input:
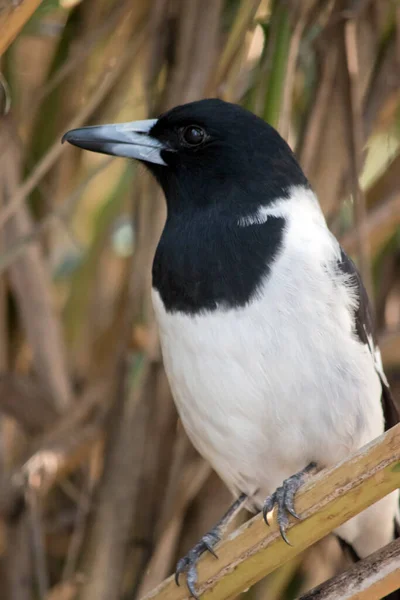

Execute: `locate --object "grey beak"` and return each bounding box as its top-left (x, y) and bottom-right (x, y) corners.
top-left (62, 118), bottom-right (167, 165)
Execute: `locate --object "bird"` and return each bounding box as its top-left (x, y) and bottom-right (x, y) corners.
top-left (63, 98), bottom-right (400, 599)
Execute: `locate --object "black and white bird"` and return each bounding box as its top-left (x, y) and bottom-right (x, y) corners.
top-left (63, 99), bottom-right (400, 599)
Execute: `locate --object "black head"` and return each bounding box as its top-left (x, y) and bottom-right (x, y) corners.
top-left (63, 98), bottom-right (308, 218)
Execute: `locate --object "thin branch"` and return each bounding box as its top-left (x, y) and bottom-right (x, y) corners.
top-left (137, 458), bottom-right (211, 597)
top-left (363, 34), bottom-right (400, 138)
top-left (344, 17), bottom-right (373, 298)
top-left (298, 41), bottom-right (338, 174)
top-left (1, 116), bottom-right (73, 412)
top-left (340, 190), bottom-right (400, 256)
top-left (61, 465), bottom-right (93, 583)
top-left (5, 514), bottom-right (34, 600)
top-left (140, 422), bottom-right (400, 600)
top-left (0, 157), bottom-right (114, 274)
top-left (378, 328), bottom-right (400, 370)
top-left (0, 384), bottom-right (108, 520)
top-left (77, 354), bottom-right (153, 600)
top-left (300, 537), bottom-right (400, 599)
top-left (0, 374), bottom-right (58, 434)
top-left (211, 0), bottom-right (262, 93)
top-left (35, 0), bottom-right (132, 106)
top-left (278, 7), bottom-right (308, 140)
top-left (46, 575), bottom-right (86, 600)
top-left (0, 26), bottom-right (147, 232)
top-left (27, 488), bottom-right (49, 599)
top-left (0, 0), bottom-right (42, 56)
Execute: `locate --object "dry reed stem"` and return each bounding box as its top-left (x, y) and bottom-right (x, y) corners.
top-left (0, 384), bottom-right (108, 519)
top-left (0, 0), bottom-right (42, 56)
top-left (300, 537), bottom-right (400, 600)
top-left (0, 27), bottom-right (147, 232)
top-left (1, 117), bottom-right (72, 411)
top-left (343, 16), bottom-right (372, 297)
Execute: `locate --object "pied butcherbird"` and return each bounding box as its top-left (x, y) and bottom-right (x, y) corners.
top-left (63, 99), bottom-right (400, 600)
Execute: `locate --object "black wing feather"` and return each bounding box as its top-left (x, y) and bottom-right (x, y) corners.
top-left (338, 247), bottom-right (399, 431)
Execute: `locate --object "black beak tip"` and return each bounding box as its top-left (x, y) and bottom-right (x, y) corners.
top-left (62, 130), bottom-right (73, 145)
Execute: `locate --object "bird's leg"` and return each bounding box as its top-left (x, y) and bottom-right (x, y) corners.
top-left (175, 493), bottom-right (247, 599)
top-left (262, 462), bottom-right (317, 545)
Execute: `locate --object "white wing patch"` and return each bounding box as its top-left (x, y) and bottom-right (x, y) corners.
top-left (365, 327), bottom-right (389, 387)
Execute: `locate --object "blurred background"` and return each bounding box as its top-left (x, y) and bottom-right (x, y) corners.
top-left (0, 0), bottom-right (399, 599)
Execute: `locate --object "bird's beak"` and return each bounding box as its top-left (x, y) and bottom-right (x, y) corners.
top-left (62, 119), bottom-right (167, 165)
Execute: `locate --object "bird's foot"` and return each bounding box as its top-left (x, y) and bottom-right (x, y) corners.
top-left (262, 462), bottom-right (316, 545)
top-left (175, 529), bottom-right (220, 599)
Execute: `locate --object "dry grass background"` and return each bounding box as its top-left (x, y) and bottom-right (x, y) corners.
top-left (0, 0), bottom-right (399, 599)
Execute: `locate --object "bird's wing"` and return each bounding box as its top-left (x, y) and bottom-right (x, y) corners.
top-left (337, 247), bottom-right (399, 430)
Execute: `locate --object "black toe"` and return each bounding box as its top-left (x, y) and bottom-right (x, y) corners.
top-left (174, 530), bottom-right (221, 598)
top-left (262, 463), bottom-right (316, 543)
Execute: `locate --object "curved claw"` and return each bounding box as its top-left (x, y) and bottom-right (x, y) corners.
top-left (285, 502), bottom-right (301, 521)
top-left (279, 523), bottom-right (292, 546)
top-left (275, 491), bottom-right (292, 544)
top-left (262, 463), bottom-right (315, 543)
top-left (186, 565), bottom-right (200, 600)
top-left (277, 504), bottom-right (292, 545)
top-left (284, 484), bottom-right (301, 521)
top-left (175, 556), bottom-right (189, 586)
top-left (203, 539), bottom-right (218, 559)
top-left (174, 532), bottom-right (221, 598)
top-left (175, 556), bottom-right (199, 598)
top-left (262, 493), bottom-right (276, 525)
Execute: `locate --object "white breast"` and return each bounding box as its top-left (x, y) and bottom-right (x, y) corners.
top-left (152, 188), bottom-right (384, 508)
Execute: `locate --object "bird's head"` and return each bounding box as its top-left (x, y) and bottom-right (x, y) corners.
top-left (63, 98), bottom-right (308, 215)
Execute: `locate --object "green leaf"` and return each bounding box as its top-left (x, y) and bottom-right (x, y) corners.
top-left (261, 3), bottom-right (291, 127)
top-left (247, 3), bottom-right (291, 128)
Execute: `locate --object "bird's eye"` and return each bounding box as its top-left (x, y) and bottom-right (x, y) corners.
top-left (182, 126), bottom-right (205, 146)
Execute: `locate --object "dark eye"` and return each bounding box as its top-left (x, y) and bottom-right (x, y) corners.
top-left (182, 126), bottom-right (205, 146)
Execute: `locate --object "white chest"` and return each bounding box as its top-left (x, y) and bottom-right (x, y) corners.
top-left (152, 273), bottom-right (382, 506)
top-left (151, 193), bottom-right (383, 505)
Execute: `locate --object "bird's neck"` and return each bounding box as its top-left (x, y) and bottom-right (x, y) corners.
top-left (152, 205), bottom-right (286, 315)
